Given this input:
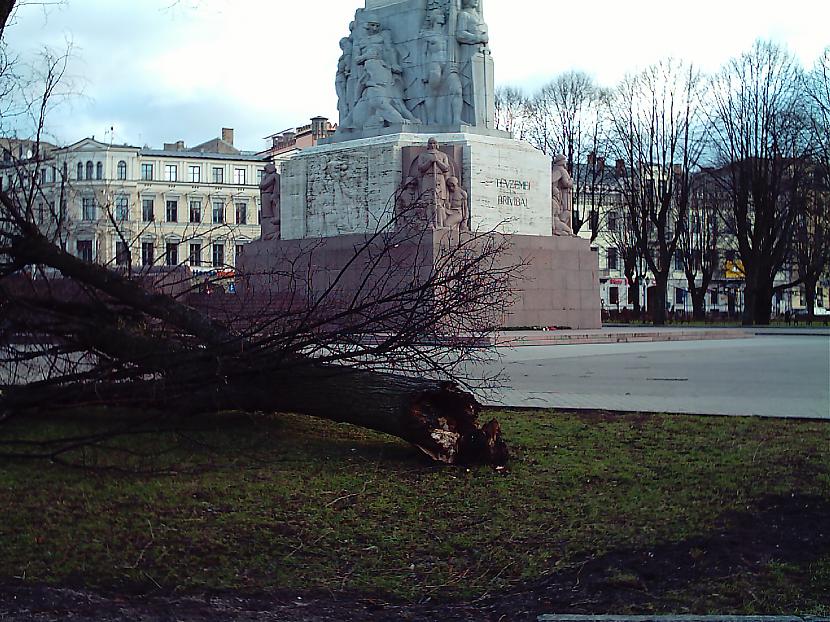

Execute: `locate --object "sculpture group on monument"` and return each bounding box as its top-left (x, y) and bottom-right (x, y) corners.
top-left (242, 0), bottom-right (599, 329)
top-left (336, 0), bottom-right (492, 134)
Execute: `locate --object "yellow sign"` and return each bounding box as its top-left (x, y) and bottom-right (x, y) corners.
top-left (725, 259), bottom-right (745, 279)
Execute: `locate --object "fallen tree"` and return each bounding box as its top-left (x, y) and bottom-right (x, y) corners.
top-left (0, 187), bottom-right (514, 466)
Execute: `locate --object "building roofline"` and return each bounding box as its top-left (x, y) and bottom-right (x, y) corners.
top-left (139, 148), bottom-right (265, 161)
top-left (56, 138), bottom-right (142, 152)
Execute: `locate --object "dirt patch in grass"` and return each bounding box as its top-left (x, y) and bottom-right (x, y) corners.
top-left (0, 409), bottom-right (828, 620)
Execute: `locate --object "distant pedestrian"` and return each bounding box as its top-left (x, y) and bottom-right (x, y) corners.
top-left (785, 310), bottom-right (791, 326)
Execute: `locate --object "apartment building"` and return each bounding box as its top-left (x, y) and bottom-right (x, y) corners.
top-left (577, 159), bottom-right (829, 317)
top-left (258, 116), bottom-right (336, 166)
top-left (23, 129), bottom-right (266, 273)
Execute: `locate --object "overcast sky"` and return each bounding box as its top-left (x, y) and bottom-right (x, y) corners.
top-left (5, 0), bottom-right (828, 152)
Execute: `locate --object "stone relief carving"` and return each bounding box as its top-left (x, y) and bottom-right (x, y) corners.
top-left (259, 163), bottom-right (281, 240)
top-left (551, 154), bottom-right (576, 237)
top-left (401, 138), bottom-right (467, 232)
top-left (334, 0), bottom-right (493, 136)
top-left (307, 154), bottom-right (369, 236)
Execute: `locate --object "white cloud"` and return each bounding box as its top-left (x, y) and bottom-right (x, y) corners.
top-left (4, 0), bottom-right (828, 151)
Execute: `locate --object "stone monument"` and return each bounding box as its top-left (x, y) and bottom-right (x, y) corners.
top-left (240, 0), bottom-right (600, 329)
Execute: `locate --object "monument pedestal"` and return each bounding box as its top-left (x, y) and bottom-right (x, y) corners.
top-left (238, 231), bottom-right (600, 329)
top-left (279, 132), bottom-right (552, 240)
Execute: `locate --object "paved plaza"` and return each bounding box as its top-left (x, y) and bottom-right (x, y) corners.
top-left (476, 334), bottom-right (830, 419)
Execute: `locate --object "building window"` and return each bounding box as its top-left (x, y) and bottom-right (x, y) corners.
top-left (610, 286), bottom-right (619, 306)
top-left (235, 202), bottom-right (247, 225)
top-left (166, 242), bottom-right (179, 267)
top-left (96, 162), bottom-right (103, 180)
top-left (257, 168), bottom-right (266, 184)
top-left (189, 243), bottom-right (202, 267)
top-left (164, 164), bottom-right (178, 182)
top-left (675, 288), bottom-right (685, 305)
top-left (86, 161), bottom-right (93, 180)
top-left (141, 163), bottom-right (153, 181)
top-left (235, 244), bottom-right (244, 264)
top-left (76, 240), bottom-right (93, 262)
top-left (189, 200), bottom-right (202, 223)
top-left (77, 162), bottom-right (83, 180)
top-left (607, 211), bottom-right (618, 231)
top-left (117, 160), bottom-right (127, 180)
top-left (606, 248), bottom-right (618, 271)
top-left (674, 252), bottom-right (684, 271)
top-left (82, 197), bottom-right (95, 221)
top-left (234, 168), bottom-right (246, 185)
top-left (212, 167), bottom-right (224, 184)
top-left (628, 286), bottom-right (637, 305)
top-left (212, 243), bottom-right (225, 267)
top-left (40, 168), bottom-right (48, 185)
top-left (142, 198), bottom-right (155, 222)
top-left (141, 242), bottom-right (154, 267)
top-left (188, 165), bottom-right (201, 183)
top-left (212, 201), bottom-right (225, 224)
top-left (115, 196), bottom-right (129, 221)
top-left (166, 200), bottom-right (178, 222)
top-left (116, 241), bottom-right (131, 266)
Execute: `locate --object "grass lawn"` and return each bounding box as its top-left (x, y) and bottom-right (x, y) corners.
top-left (0, 409), bottom-right (828, 615)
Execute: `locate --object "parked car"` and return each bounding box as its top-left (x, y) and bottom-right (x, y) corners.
top-left (794, 307), bottom-right (830, 318)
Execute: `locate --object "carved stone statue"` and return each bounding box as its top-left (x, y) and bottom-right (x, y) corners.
top-left (331, 0), bottom-right (495, 140)
top-left (396, 175), bottom-right (424, 228)
top-left (456, 0), bottom-right (492, 126)
top-left (411, 137), bottom-right (453, 229)
top-left (444, 176), bottom-right (469, 232)
top-left (456, 0), bottom-right (489, 51)
top-left (421, 11), bottom-right (450, 125)
top-left (343, 20), bottom-right (420, 130)
top-left (259, 163), bottom-right (280, 240)
top-left (336, 34), bottom-right (354, 123)
top-left (551, 154), bottom-right (575, 236)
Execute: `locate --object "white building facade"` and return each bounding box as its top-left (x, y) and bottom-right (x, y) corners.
top-left (35, 133), bottom-right (265, 275)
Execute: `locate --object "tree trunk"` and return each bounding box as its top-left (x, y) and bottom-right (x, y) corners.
top-left (690, 288), bottom-right (707, 321)
top-left (752, 281), bottom-right (774, 325)
top-left (804, 275), bottom-right (818, 324)
top-left (651, 273), bottom-right (668, 326)
top-left (3, 365), bottom-right (510, 466)
top-left (625, 270), bottom-right (641, 316)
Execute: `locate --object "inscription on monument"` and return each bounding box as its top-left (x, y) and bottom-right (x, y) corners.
top-left (496, 178), bottom-right (532, 207)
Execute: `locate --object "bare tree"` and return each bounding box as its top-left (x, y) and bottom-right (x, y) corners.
top-left (525, 71), bottom-right (611, 239)
top-left (605, 206), bottom-right (646, 316)
top-left (607, 59), bottom-right (706, 325)
top-left (793, 47), bottom-right (830, 320)
top-left (707, 40), bottom-right (809, 325)
top-left (678, 171), bottom-right (721, 320)
top-left (494, 85), bottom-right (528, 139)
